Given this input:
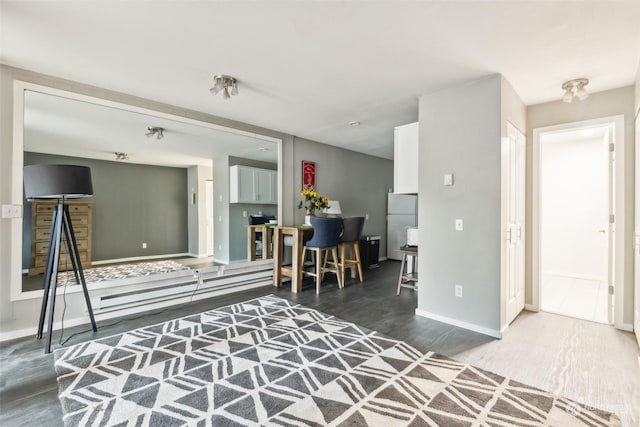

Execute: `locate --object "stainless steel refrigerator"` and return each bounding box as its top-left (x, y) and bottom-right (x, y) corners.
top-left (387, 193), bottom-right (417, 260)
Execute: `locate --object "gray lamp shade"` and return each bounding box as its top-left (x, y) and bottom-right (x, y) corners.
top-left (24, 164), bottom-right (93, 199)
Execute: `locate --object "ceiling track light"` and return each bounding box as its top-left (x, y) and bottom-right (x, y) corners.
top-left (561, 78), bottom-right (589, 103)
top-left (115, 152), bottom-right (129, 161)
top-left (210, 74), bottom-right (239, 100)
top-left (146, 126), bottom-right (164, 140)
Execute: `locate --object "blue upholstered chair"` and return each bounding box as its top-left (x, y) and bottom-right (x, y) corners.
top-left (302, 216), bottom-right (343, 294)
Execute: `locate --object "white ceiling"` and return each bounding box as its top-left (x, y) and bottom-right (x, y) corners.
top-left (2, 1), bottom-right (639, 160)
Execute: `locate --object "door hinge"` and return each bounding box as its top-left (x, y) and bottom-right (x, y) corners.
top-left (609, 143), bottom-right (615, 152)
top-left (608, 285), bottom-right (614, 295)
top-left (609, 214), bottom-right (615, 223)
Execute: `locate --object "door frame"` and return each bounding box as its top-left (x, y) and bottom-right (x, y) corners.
top-left (532, 115), bottom-right (625, 329)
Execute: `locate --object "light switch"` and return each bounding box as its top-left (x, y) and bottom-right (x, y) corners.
top-left (443, 174), bottom-right (454, 186)
top-left (455, 219), bottom-right (463, 231)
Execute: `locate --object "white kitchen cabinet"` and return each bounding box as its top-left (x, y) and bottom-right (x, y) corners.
top-left (394, 122), bottom-right (419, 194)
top-left (230, 165), bottom-right (277, 204)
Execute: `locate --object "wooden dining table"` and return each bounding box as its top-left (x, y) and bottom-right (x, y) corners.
top-left (272, 225), bottom-right (314, 293)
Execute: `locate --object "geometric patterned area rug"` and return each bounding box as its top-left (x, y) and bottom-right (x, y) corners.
top-left (54, 296), bottom-right (620, 426)
top-left (57, 260), bottom-right (190, 285)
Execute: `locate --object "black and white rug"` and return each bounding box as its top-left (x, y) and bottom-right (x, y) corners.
top-left (57, 260), bottom-right (190, 285)
top-left (54, 296), bottom-right (620, 426)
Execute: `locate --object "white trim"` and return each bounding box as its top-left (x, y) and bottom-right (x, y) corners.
top-left (532, 115), bottom-right (625, 329)
top-left (91, 253), bottom-right (190, 266)
top-left (0, 280), bottom-right (271, 342)
top-left (415, 308), bottom-right (502, 339)
top-left (524, 304), bottom-right (538, 312)
top-left (621, 323), bottom-right (634, 333)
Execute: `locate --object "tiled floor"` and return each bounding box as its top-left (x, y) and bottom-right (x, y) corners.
top-left (541, 274), bottom-right (608, 323)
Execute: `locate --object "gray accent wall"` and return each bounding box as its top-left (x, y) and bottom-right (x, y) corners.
top-left (22, 152), bottom-right (188, 267)
top-left (418, 75), bottom-right (503, 332)
top-left (290, 137), bottom-right (393, 256)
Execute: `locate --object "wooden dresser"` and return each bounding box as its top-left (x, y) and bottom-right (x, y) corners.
top-left (29, 200), bottom-right (93, 275)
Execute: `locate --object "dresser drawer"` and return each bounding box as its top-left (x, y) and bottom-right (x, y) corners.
top-left (35, 251), bottom-right (89, 268)
top-left (36, 213), bottom-right (88, 227)
top-left (34, 226), bottom-right (88, 242)
top-left (35, 239), bottom-right (88, 255)
top-left (36, 203), bottom-right (91, 214)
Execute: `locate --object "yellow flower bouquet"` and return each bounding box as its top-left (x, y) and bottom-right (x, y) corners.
top-left (297, 189), bottom-right (330, 215)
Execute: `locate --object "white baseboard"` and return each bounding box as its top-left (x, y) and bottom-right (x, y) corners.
top-left (92, 253), bottom-right (190, 266)
top-left (415, 308), bottom-right (502, 339)
top-left (524, 304), bottom-right (538, 312)
top-left (0, 279), bottom-right (269, 342)
top-left (621, 323), bottom-right (634, 332)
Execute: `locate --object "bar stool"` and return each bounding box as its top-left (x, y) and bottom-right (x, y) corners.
top-left (302, 216), bottom-right (343, 294)
top-left (337, 216), bottom-right (365, 285)
top-left (397, 245), bottom-right (418, 295)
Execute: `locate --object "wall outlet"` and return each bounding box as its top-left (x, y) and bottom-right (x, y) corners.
top-left (218, 244), bottom-right (222, 251)
top-left (1, 204), bottom-right (22, 219)
top-left (142, 243), bottom-right (147, 249)
top-left (243, 210), bottom-right (247, 217)
top-left (455, 284), bottom-right (463, 298)
top-left (455, 219), bottom-right (463, 231)
top-left (365, 213), bottom-right (369, 220)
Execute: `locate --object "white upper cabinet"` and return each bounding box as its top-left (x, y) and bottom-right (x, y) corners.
top-left (394, 122), bottom-right (419, 194)
top-left (230, 165), bottom-right (277, 204)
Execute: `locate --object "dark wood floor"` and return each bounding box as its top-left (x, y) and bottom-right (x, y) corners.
top-left (2, 260), bottom-right (639, 426)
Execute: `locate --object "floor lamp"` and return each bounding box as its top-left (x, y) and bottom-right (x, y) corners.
top-left (24, 164), bottom-right (98, 354)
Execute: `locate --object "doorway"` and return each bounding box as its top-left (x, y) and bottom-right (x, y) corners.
top-left (535, 120), bottom-right (619, 324)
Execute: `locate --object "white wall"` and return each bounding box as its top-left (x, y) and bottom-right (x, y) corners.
top-left (187, 165), bottom-right (213, 257)
top-left (418, 75), bottom-right (503, 334)
top-left (540, 138), bottom-right (608, 280)
top-left (527, 86), bottom-right (635, 326)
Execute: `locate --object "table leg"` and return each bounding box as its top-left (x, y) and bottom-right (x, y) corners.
top-left (292, 229), bottom-right (304, 293)
top-left (265, 227), bottom-right (273, 259)
top-left (247, 227), bottom-right (256, 261)
top-left (273, 228), bottom-right (283, 287)
top-left (397, 252), bottom-right (407, 295)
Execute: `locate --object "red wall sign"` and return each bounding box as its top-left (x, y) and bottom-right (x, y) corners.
top-left (302, 161), bottom-right (316, 190)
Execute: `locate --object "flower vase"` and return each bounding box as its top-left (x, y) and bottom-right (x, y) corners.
top-left (304, 213), bottom-right (312, 226)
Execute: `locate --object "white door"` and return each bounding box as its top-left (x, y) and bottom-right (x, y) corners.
top-left (606, 129), bottom-right (616, 324)
top-left (634, 114), bottom-right (640, 344)
top-left (504, 122), bottom-right (526, 325)
top-left (205, 180), bottom-right (214, 256)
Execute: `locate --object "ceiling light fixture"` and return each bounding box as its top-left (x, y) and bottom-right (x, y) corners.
top-left (349, 121), bottom-right (361, 127)
top-left (210, 75), bottom-right (239, 100)
top-left (114, 152), bottom-right (129, 161)
top-left (561, 78), bottom-right (589, 103)
top-left (145, 126), bottom-right (164, 139)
